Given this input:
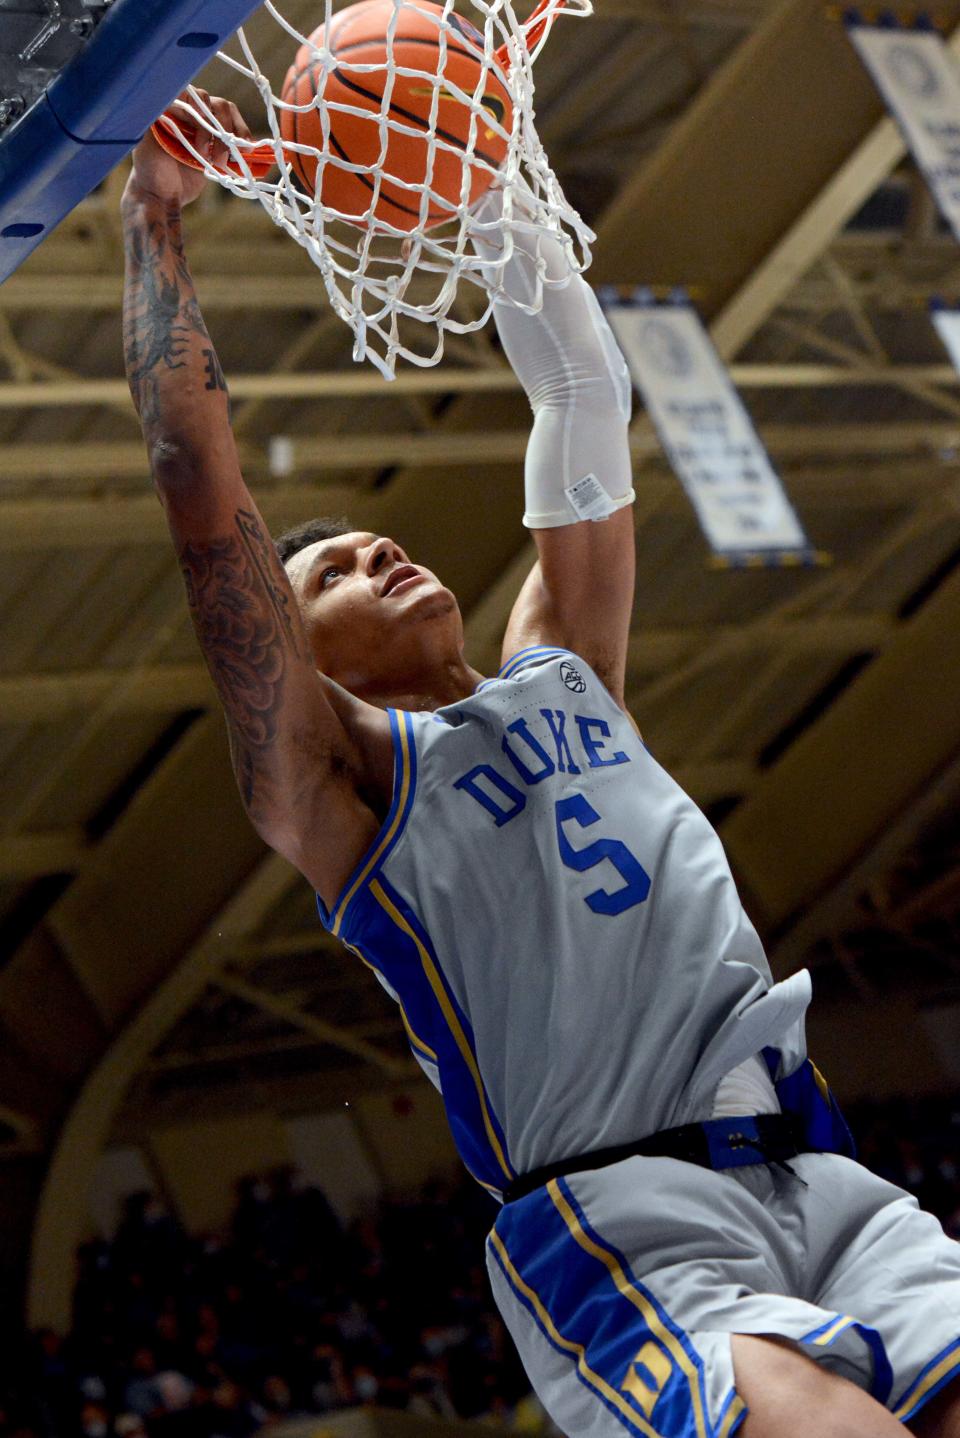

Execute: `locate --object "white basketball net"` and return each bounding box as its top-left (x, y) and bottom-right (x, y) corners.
top-left (158, 0), bottom-right (593, 378)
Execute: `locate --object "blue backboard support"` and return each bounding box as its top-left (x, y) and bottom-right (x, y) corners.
top-left (0, 0), bottom-right (263, 283)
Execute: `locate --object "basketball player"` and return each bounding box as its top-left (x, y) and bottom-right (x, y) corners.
top-left (121, 95), bottom-right (960, 1438)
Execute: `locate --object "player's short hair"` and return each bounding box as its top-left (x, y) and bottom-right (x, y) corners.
top-left (274, 516), bottom-right (356, 567)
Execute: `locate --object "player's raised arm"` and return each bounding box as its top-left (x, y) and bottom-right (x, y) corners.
top-left (471, 192), bottom-right (637, 708)
top-left (120, 101), bottom-right (381, 899)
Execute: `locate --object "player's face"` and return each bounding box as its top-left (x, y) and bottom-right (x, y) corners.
top-left (285, 531), bottom-right (462, 691)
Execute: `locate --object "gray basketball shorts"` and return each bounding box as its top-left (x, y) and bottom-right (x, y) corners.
top-left (486, 1151), bottom-right (960, 1438)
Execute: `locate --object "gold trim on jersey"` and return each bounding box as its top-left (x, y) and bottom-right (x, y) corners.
top-left (370, 877), bottom-right (514, 1184)
top-left (347, 935), bottom-right (501, 1198)
top-left (893, 1344), bottom-right (960, 1421)
top-left (547, 1179), bottom-right (711, 1438)
top-left (345, 941), bottom-right (438, 1063)
top-left (488, 1230), bottom-right (662, 1438)
top-left (331, 712), bottom-right (415, 936)
top-left (810, 1315), bottom-right (854, 1348)
top-left (717, 1394), bottom-right (747, 1438)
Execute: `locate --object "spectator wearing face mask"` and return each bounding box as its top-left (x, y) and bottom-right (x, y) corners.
top-left (349, 1368), bottom-right (378, 1409)
top-left (308, 1345), bottom-right (349, 1415)
top-left (122, 1351), bottom-right (163, 1423)
top-left (78, 1402), bottom-right (110, 1438)
top-left (407, 1364), bottom-right (456, 1420)
top-left (114, 1414), bottom-right (148, 1438)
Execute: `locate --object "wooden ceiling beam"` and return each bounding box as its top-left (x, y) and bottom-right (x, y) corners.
top-left (585, 0), bottom-right (765, 23)
top-left (145, 1020), bottom-right (403, 1072)
top-left (668, 759), bottom-right (756, 804)
top-left (714, 22), bottom-right (960, 359)
top-left (629, 614), bottom-right (894, 669)
top-left (0, 434), bottom-right (537, 491)
top-left (0, 666), bottom-right (214, 722)
top-left (721, 558), bottom-right (960, 955)
top-left (0, 368), bottom-right (517, 409)
top-left (0, 1104), bottom-right (42, 1152)
top-left (0, 274), bottom-right (330, 311)
top-left (113, 1065), bottom-right (422, 1143)
top-left (590, 0), bottom-right (960, 361)
top-left (0, 829), bottom-right (87, 880)
top-left (593, 0), bottom-right (888, 302)
top-left (230, 931), bottom-right (343, 961)
top-left (1, 437), bottom-right (958, 540)
top-left (0, 221), bottom-right (944, 324)
top-left (769, 751), bottom-right (960, 975)
top-left (6, 363), bottom-right (960, 413)
top-left (886, 863), bottom-right (960, 930)
top-left (0, 613), bottom-right (895, 724)
top-left (214, 971), bottom-right (413, 1079)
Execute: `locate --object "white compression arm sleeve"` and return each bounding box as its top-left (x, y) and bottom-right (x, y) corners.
top-left (471, 190), bottom-right (635, 529)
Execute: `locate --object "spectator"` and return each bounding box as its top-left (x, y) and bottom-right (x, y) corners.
top-left (11, 1100), bottom-right (960, 1438)
top-left (123, 1348), bottom-right (169, 1419)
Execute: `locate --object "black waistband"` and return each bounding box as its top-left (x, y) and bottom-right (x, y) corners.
top-left (502, 1112), bottom-right (809, 1204)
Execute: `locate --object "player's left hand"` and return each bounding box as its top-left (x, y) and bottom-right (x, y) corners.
top-left (128, 89), bottom-right (251, 207)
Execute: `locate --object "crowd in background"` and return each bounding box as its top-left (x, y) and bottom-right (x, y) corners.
top-left (5, 1093), bottom-right (960, 1438)
top-left (848, 1095), bottom-right (960, 1239)
top-left (6, 1169), bottom-right (530, 1438)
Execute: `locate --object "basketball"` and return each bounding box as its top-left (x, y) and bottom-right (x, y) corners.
top-left (279, 0), bottom-right (513, 230)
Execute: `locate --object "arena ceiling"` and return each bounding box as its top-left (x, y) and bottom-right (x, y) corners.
top-left (7, 0), bottom-right (960, 1322)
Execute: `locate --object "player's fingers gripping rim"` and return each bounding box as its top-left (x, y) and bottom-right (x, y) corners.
top-left (164, 90), bottom-right (254, 171)
top-left (202, 97), bottom-right (251, 169)
top-left (189, 88), bottom-right (225, 165)
top-left (165, 90), bottom-right (216, 163)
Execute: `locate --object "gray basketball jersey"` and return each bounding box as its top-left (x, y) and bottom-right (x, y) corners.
top-left (318, 646), bottom-right (811, 1197)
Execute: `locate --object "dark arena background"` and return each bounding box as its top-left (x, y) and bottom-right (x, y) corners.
top-left (6, 1), bottom-right (960, 1436)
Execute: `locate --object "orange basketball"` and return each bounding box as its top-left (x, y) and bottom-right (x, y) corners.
top-left (280, 0), bottom-right (512, 230)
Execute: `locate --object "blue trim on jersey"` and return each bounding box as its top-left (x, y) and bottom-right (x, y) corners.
top-left (345, 941), bottom-right (438, 1064)
top-left (762, 1050), bottom-right (856, 1159)
top-left (553, 1178), bottom-right (714, 1435)
top-left (799, 1315), bottom-right (849, 1345)
top-left (487, 1231), bottom-right (661, 1438)
top-left (473, 648), bottom-right (573, 693)
top-left (493, 1180), bottom-right (715, 1438)
top-left (893, 1336), bottom-right (960, 1422)
top-left (412, 1046), bottom-right (441, 1080)
top-left (714, 1389), bottom-right (746, 1438)
top-left (852, 1324), bottom-right (893, 1405)
top-left (316, 708), bottom-right (418, 935)
top-left (405, 1029), bottom-right (440, 1065)
top-left (341, 870), bottom-right (514, 1192)
top-left (798, 1315), bottom-right (892, 1405)
top-left (499, 645), bottom-right (575, 681)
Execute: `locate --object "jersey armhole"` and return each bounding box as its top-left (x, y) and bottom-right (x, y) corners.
top-left (316, 707), bottom-right (418, 936)
top-left (496, 645), bottom-right (577, 681)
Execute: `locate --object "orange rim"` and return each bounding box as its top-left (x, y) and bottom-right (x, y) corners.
top-left (151, 113), bottom-right (283, 181)
top-left (494, 0), bottom-right (568, 67)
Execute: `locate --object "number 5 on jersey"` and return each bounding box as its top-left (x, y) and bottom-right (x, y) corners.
top-left (555, 795), bottom-right (651, 915)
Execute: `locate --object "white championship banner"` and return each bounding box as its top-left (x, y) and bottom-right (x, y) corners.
top-left (848, 16), bottom-right (960, 243)
top-left (603, 292), bottom-right (813, 565)
top-left (931, 299), bottom-right (960, 375)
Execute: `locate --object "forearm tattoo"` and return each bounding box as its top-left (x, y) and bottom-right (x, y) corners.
top-left (180, 508), bottom-right (308, 814)
top-left (203, 347), bottom-right (228, 394)
top-left (122, 198), bottom-right (229, 431)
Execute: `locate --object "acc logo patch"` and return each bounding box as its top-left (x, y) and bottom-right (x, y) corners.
top-left (560, 660), bottom-right (587, 694)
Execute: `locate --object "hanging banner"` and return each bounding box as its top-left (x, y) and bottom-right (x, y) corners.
top-left (931, 298), bottom-right (960, 374)
top-left (848, 16), bottom-right (960, 243)
top-left (603, 291), bottom-right (814, 565)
